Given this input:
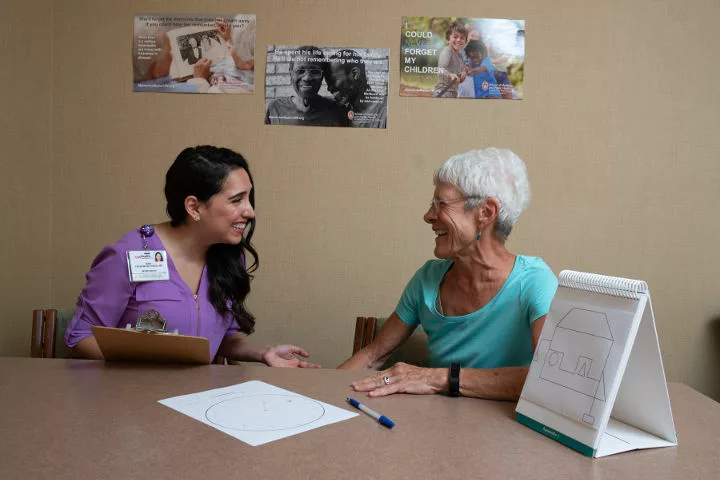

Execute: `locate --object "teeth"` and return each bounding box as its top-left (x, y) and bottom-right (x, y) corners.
top-left (435, 230), bottom-right (447, 236)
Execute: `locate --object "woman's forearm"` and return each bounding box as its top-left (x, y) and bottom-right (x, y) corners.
top-left (453, 366), bottom-right (530, 401)
top-left (338, 313), bottom-right (415, 370)
top-left (338, 343), bottom-right (390, 370)
top-left (70, 336), bottom-right (104, 360)
top-left (219, 334), bottom-right (270, 363)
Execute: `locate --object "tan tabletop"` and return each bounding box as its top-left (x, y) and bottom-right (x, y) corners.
top-left (0, 358), bottom-right (718, 479)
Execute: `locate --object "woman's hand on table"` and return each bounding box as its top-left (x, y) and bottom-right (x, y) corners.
top-left (351, 362), bottom-right (446, 397)
top-left (263, 344), bottom-right (322, 368)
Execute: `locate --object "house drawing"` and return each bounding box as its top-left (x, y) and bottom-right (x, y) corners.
top-left (538, 308), bottom-right (614, 425)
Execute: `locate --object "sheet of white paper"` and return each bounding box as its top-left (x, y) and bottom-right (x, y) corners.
top-left (158, 380), bottom-right (358, 446)
top-left (521, 287), bottom-right (639, 429)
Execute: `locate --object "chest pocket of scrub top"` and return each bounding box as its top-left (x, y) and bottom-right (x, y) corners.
top-left (133, 281), bottom-right (185, 327)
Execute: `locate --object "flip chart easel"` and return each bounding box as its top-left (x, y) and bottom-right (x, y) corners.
top-left (516, 270), bottom-right (677, 457)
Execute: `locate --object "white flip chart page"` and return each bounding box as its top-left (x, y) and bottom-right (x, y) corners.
top-left (159, 380), bottom-right (358, 446)
top-left (521, 290), bottom-right (639, 430)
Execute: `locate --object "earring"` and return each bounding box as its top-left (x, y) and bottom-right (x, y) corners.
top-left (194, 216), bottom-right (200, 222)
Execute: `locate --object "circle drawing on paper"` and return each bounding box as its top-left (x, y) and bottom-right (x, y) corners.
top-left (205, 394), bottom-right (326, 431)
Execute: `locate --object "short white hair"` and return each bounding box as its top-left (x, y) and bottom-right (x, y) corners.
top-left (434, 148), bottom-right (531, 241)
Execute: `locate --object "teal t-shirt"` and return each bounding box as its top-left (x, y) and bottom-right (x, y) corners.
top-left (395, 256), bottom-right (558, 369)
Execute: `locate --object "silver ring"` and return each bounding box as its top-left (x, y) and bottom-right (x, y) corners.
top-left (383, 375), bottom-right (391, 385)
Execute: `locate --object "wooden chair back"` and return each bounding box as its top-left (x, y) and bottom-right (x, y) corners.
top-left (353, 316), bottom-right (378, 354)
top-left (31, 309), bottom-right (73, 358)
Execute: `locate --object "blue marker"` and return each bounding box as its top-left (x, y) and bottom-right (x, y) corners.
top-left (346, 398), bottom-right (395, 429)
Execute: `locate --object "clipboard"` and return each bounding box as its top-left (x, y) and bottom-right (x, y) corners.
top-left (92, 326), bottom-right (211, 364)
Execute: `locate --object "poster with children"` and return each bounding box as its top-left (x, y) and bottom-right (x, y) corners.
top-left (400, 17), bottom-right (525, 100)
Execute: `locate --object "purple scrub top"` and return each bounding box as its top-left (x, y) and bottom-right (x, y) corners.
top-left (65, 227), bottom-right (240, 359)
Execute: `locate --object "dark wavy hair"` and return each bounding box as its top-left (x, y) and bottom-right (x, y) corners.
top-left (165, 146), bottom-right (259, 334)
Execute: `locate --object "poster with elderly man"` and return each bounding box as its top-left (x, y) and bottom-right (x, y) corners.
top-left (133, 13), bottom-right (256, 94)
top-left (401, 17), bottom-right (525, 99)
top-left (265, 45), bottom-right (389, 128)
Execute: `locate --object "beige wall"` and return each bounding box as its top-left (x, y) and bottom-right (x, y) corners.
top-left (2, 0), bottom-right (719, 400)
top-left (0, 1), bottom-right (53, 356)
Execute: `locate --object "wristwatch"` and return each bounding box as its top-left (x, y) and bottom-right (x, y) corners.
top-left (449, 363), bottom-right (461, 397)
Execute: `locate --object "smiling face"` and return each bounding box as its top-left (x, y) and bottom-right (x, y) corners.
top-left (327, 62), bottom-right (355, 105)
top-left (291, 60), bottom-right (324, 98)
top-left (423, 182), bottom-right (480, 259)
top-left (197, 168), bottom-right (255, 245)
top-left (448, 30), bottom-right (467, 53)
top-left (467, 49), bottom-right (483, 64)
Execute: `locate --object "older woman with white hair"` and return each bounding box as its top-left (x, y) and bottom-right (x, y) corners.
top-left (339, 148), bottom-right (558, 400)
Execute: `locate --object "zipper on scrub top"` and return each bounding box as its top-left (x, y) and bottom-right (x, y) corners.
top-left (194, 294), bottom-right (200, 336)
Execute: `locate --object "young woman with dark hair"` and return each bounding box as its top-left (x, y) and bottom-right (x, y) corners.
top-left (65, 146), bottom-right (319, 368)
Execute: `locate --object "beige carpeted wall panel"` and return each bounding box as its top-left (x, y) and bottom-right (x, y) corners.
top-left (2, 0), bottom-right (718, 400)
top-left (0, 1), bottom-right (53, 357)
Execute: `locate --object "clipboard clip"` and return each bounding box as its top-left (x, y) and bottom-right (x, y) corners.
top-left (131, 309), bottom-right (168, 333)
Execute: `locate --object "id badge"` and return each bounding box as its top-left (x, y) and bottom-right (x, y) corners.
top-left (127, 250), bottom-right (170, 282)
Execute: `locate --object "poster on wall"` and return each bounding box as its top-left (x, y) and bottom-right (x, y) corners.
top-left (400, 17), bottom-right (525, 100)
top-left (265, 45), bottom-right (389, 128)
top-left (133, 13), bottom-right (256, 94)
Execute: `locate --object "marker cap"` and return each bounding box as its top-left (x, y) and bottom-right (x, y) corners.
top-left (378, 415), bottom-right (395, 429)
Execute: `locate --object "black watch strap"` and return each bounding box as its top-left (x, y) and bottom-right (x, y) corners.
top-left (448, 363), bottom-right (461, 397)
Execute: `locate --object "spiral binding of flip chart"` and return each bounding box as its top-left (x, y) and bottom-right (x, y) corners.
top-left (559, 270), bottom-right (648, 299)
